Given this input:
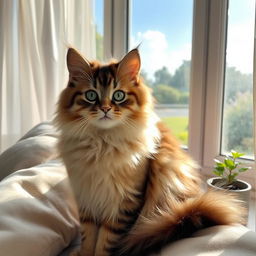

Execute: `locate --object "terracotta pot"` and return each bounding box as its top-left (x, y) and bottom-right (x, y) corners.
top-left (207, 177), bottom-right (251, 211)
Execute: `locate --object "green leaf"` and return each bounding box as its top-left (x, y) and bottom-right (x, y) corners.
top-left (231, 150), bottom-right (244, 159)
top-left (238, 167), bottom-right (249, 172)
top-left (216, 162), bottom-right (226, 168)
top-left (213, 166), bottom-right (225, 177)
top-left (214, 159), bottom-right (226, 168)
top-left (215, 166), bottom-right (225, 172)
top-left (224, 158), bottom-right (236, 170)
top-left (213, 170), bottom-right (223, 177)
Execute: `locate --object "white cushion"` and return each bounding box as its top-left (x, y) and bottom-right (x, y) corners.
top-left (0, 121), bottom-right (58, 180)
top-left (161, 225), bottom-right (256, 256)
top-left (0, 160), bottom-right (79, 256)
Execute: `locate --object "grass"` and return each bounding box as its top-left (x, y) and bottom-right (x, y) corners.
top-left (161, 116), bottom-right (188, 145)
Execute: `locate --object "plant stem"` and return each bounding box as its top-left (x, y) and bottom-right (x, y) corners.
top-left (228, 170), bottom-right (232, 184)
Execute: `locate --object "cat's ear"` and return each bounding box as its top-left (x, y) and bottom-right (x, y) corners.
top-left (117, 49), bottom-right (141, 83)
top-left (66, 48), bottom-right (92, 81)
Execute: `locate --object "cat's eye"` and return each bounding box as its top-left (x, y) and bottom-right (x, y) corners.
top-left (85, 90), bottom-right (98, 102)
top-left (113, 90), bottom-right (125, 102)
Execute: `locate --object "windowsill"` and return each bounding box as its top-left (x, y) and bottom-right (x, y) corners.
top-left (248, 198), bottom-right (256, 232)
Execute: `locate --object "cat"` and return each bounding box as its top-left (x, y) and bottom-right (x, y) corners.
top-left (54, 47), bottom-right (245, 256)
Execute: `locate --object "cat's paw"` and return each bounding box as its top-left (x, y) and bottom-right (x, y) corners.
top-left (69, 249), bottom-right (81, 256)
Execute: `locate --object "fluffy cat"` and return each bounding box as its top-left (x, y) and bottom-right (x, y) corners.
top-left (54, 48), bottom-right (245, 256)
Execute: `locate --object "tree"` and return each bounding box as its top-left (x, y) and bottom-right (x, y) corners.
top-left (222, 92), bottom-right (253, 155)
top-left (179, 91), bottom-right (189, 104)
top-left (225, 67), bottom-right (252, 103)
top-left (153, 84), bottom-right (180, 104)
top-left (154, 66), bottom-right (172, 86)
top-left (171, 60), bottom-right (190, 92)
top-left (140, 69), bottom-right (153, 87)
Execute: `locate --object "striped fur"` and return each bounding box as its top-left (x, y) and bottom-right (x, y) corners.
top-left (54, 48), bottom-right (246, 256)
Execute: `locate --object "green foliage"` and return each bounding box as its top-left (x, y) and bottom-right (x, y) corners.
top-left (212, 150), bottom-right (251, 185)
top-left (145, 62), bottom-right (253, 156)
top-left (225, 67), bottom-right (252, 103)
top-left (223, 92), bottom-right (253, 155)
top-left (154, 66), bottom-right (172, 86)
top-left (152, 61), bottom-right (190, 93)
top-left (171, 60), bottom-right (190, 92)
top-left (141, 69), bottom-right (154, 87)
top-left (153, 84), bottom-right (189, 104)
top-left (179, 92), bottom-right (189, 104)
top-left (153, 84), bottom-right (181, 104)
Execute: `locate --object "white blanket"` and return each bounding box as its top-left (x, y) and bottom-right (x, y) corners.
top-left (0, 122), bottom-right (255, 256)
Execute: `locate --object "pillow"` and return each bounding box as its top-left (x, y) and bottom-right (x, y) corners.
top-left (161, 225), bottom-right (256, 256)
top-left (0, 121), bottom-right (58, 181)
top-left (0, 160), bottom-right (79, 256)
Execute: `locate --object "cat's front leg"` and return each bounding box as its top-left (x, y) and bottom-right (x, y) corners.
top-left (71, 219), bottom-right (98, 256)
top-left (94, 222), bottom-right (124, 256)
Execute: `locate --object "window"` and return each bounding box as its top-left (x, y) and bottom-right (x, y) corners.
top-left (221, 0), bottom-right (255, 159)
top-left (95, 0), bottom-right (104, 61)
top-left (188, 0), bottom-right (255, 187)
top-left (130, 0), bottom-right (194, 146)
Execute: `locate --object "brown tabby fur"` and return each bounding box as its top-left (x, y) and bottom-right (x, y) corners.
top-left (54, 48), bottom-right (245, 256)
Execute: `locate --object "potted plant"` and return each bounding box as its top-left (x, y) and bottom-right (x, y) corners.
top-left (207, 150), bottom-right (252, 210)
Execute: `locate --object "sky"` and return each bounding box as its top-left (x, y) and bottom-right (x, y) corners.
top-left (226, 0), bottom-right (255, 74)
top-left (95, 0), bottom-right (255, 78)
top-left (130, 0), bottom-right (193, 77)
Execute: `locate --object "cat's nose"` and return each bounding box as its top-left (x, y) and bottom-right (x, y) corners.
top-left (100, 106), bottom-right (111, 113)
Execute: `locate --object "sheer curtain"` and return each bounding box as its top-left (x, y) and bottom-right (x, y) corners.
top-left (0, 0), bottom-right (96, 152)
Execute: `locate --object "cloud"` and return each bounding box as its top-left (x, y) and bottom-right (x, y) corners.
top-left (131, 30), bottom-right (191, 79)
top-left (131, 20), bottom-right (255, 80)
top-left (226, 22), bottom-right (254, 74)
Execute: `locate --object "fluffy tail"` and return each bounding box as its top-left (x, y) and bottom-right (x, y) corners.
top-left (117, 190), bottom-right (246, 256)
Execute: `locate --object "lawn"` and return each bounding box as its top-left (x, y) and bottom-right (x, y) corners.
top-left (161, 116), bottom-right (188, 145)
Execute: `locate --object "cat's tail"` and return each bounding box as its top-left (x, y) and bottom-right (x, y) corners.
top-left (117, 190), bottom-right (246, 256)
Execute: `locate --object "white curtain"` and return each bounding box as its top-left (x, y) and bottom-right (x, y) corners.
top-left (0, 0), bottom-right (96, 152)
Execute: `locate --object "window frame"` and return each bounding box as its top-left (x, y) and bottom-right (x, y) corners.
top-left (190, 0), bottom-right (228, 167)
top-left (103, 0), bottom-right (129, 60)
top-left (103, 0), bottom-right (256, 191)
top-left (190, 0), bottom-right (256, 188)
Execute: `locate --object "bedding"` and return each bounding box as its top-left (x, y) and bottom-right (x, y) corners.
top-left (0, 122), bottom-right (58, 181)
top-left (0, 122), bottom-right (255, 256)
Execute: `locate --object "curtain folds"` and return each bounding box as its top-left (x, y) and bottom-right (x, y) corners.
top-left (0, 0), bottom-right (95, 152)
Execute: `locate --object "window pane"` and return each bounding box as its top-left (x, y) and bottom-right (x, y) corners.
top-left (130, 0), bottom-right (193, 146)
top-left (95, 0), bottom-right (104, 60)
top-left (221, 0), bottom-right (255, 158)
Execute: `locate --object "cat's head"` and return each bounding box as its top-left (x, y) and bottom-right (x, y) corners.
top-left (55, 48), bottom-right (153, 135)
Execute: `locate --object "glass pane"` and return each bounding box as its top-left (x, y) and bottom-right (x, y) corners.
top-left (95, 0), bottom-right (104, 60)
top-left (221, 0), bottom-right (255, 158)
top-left (130, 0), bottom-right (193, 146)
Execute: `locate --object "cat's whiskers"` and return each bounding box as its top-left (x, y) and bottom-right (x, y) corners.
top-left (121, 118), bottom-right (138, 130)
top-left (79, 118), bottom-right (90, 141)
top-left (76, 117), bottom-right (90, 141)
top-left (68, 116), bottom-right (89, 140)
top-left (63, 117), bottom-right (84, 136)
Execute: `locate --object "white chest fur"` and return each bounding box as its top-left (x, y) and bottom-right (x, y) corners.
top-left (60, 114), bottom-right (160, 221)
top-left (66, 145), bottom-right (148, 221)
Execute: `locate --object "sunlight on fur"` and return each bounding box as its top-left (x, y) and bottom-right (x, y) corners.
top-left (54, 48), bottom-right (246, 256)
